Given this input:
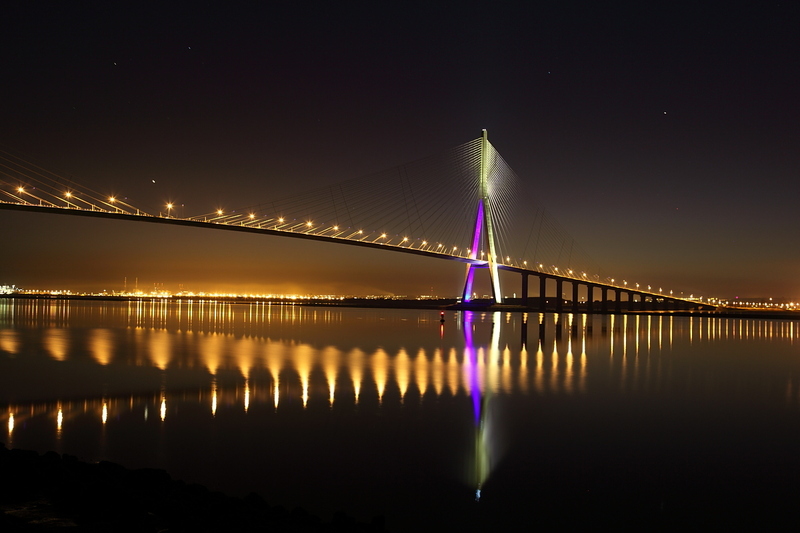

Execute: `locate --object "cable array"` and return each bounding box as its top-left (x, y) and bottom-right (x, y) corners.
top-left (0, 137), bottom-right (608, 282)
top-left (0, 147), bottom-right (150, 216)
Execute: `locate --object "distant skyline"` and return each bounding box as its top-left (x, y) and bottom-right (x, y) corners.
top-left (1, 2), bottom-right (798, 299)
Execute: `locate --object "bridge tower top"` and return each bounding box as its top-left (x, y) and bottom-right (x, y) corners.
top-left (463, 130), bottom-right (503, 303)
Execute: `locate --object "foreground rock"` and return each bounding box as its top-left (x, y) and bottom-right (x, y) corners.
top-left (0, 443), bottom-right (384, 532)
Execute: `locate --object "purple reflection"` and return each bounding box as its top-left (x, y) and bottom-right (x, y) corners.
top-left (462, 311), bottom-right (481, 424)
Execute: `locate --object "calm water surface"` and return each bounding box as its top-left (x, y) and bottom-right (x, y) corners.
top-left (2, 298), bottom-right (800, 530)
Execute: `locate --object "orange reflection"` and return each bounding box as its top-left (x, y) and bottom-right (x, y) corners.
top-left (44, 328), bottom-right (69, 361)
top-left (148, 330), bottom-right (172, 370)
top-left (211, 380), bottom-right (218, 416)
top-left (446, 347), bottom-right (460, 396)
top-left (199, 333), bottom-right (224, 375)
top-left (90, 328), bottom-right (114, 365)
top-left (534, 340), bottom-right (544, 394)
top-left (518, 344), bottom-right (529, 394)
top-left (414, 348), bottom-right (430, 398)
top-left (431, 348), bottom-right (445, 396)
top-left (348, 348), bottom-right (365, 404)
top-left (321, 346), bottom-right (340, 406)
top-left (0, 329), bottom-right (20, 355)
top-left (294, 344), bottom-right (314, 407)
top-left (395, 349), bottom-right (411, 401)
top-left (372, 348), bottom-right (389, 402)
top-left (265, 343), bottom-right (283, 409)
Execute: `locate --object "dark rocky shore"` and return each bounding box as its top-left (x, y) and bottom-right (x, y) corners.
top-left (0, 443), bottom-right (384, 532)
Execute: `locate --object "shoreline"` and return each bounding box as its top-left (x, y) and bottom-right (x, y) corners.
top-left (0, 443), bottom-right (383, 532)
top-left (2, 293), bottom-right (799, 321)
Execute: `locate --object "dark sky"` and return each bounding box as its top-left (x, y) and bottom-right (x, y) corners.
top-left (1, 1), bottom-right (798, 298)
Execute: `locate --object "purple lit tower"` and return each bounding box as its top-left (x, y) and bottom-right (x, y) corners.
top-left (462, 130), bottom-right (502, 303)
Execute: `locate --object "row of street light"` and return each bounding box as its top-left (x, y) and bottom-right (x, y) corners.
top-left (4, 184), bottom-right (685, 300)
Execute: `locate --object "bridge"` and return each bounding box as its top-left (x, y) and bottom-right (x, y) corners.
top-left (0, 132), bottom-right (708, 311)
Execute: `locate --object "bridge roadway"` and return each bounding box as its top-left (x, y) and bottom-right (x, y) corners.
top-left (1, 202), bottom-right (707, 312)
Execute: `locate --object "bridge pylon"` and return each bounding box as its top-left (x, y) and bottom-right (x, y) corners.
top-left (462, 130), bottom-right (503, 303)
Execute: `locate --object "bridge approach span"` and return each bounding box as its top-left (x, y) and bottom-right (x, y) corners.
top-left (1, 201), bottom-right (706, 311)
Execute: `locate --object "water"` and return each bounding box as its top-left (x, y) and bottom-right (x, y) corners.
top-left (2, 298), bottom-right (800, 530)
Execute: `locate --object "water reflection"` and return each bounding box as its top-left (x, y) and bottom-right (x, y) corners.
top-left (3, 299), bottom-right (800, 518)
top-left (463, 311), bottom-right (494, 502)
top-left (1, 304), bottom-right (798, 396)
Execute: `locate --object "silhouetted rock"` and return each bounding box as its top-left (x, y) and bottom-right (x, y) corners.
top-left (0, 443), bottom-right (385, 532)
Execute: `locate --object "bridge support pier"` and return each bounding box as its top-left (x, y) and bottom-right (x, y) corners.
top-left (555, 279), bottom-right (563, 313)
top-left (539, 276), bottom-right (547, 312)
top-left (521, 273), bottom-right (529, 306)
top-left (572, 283), bottom-right (580, 313)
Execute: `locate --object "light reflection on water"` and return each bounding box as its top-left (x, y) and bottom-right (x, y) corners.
top-left (2, 299), bottom-right (799, 411)
top-left (2, 298), bottom-right (800, 529)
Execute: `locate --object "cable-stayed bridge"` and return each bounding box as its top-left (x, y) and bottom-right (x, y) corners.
top-left (0, 132), bottom-right (707, 311)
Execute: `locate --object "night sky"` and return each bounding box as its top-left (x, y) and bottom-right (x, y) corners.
top-left (1, 1), bottom-right (798, 298)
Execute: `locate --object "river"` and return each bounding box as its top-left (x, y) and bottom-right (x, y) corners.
top-left (1, 298), bottom-right (799, 530)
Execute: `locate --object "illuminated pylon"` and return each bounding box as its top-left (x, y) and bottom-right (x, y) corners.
top-left (462, 130), bottom-right (502, 303)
